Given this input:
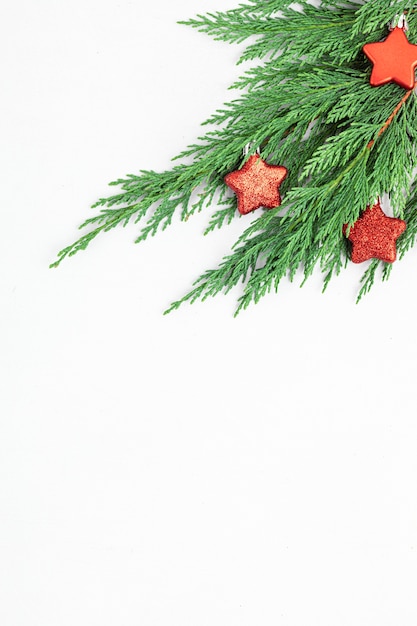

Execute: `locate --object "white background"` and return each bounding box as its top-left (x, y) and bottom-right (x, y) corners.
top-left (1, 1), bottom-right (417, 624)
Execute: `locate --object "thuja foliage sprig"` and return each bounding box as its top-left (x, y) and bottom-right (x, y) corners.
top-left (52, 0), bottom-right (417, 312)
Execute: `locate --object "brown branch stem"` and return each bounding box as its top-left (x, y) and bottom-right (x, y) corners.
top-left (367, 83), bottom-right (416, 149)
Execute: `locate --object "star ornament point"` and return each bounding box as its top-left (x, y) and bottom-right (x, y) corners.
top-left (344, 202), bottom-right (406, 264)
top-left (363, 27), bottom-right (417, 90)
top-left (225, 154), bottom-right (288, 215)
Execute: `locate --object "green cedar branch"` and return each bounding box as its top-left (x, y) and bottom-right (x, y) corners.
top-left (52, 0), bottom-right (417, 311)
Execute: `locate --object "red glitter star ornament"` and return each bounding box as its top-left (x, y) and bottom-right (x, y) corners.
top-left (363, 27), bottom-right (417, 90)
top-left (344, 201), bottom-right (406, 264)
top-left (225, 154), bottom-right (288, 215)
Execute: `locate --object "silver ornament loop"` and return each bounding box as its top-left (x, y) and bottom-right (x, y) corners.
top-left (243, 142), bottom-right (261, 157)
top-left (389, 13), bottom-right (409, 31)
